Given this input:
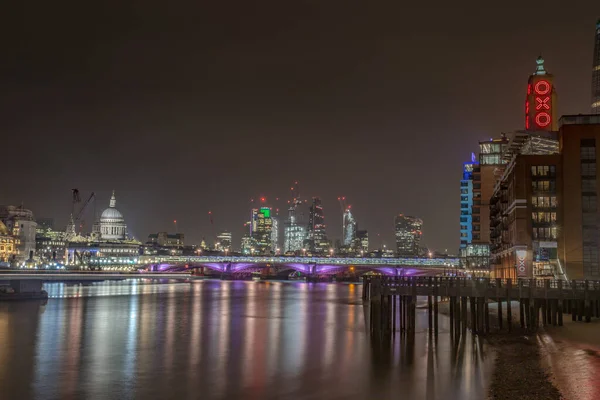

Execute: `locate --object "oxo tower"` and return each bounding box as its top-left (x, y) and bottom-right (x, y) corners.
top-left (593, 18), bottom-right (600, 114)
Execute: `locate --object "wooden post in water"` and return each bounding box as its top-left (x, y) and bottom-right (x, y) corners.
top-left (496, 278), bottom-right (503, 331)
top-left (506, 279), bottom-right (512, 332)
top-left (433, 277), bottom-right (439, 336)
top-left (449, 295), bottom-right (455, 334)
top-left (428, 277), bottom-right (433, 334)
top-left (410, 279), bottom-right (417, 333)
top-left (470, 296), bottom-right (477, 333)
top-left (585, 280), bottom-right (591, 323)
top-left (370, 279), bottom-right (382, 337)
top-left (557, 280), bottom-right (563, 326)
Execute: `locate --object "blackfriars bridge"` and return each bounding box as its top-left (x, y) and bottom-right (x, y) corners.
top-left (139, 255), bottom-right (461, 277)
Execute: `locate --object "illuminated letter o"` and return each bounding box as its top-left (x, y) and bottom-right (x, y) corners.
top-left (535, 80), bottom-right (550, 95)
top-left (535, 112), bottom-right (551, 127)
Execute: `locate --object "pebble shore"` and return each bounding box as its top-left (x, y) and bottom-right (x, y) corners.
top-left (437, 301), bottom-right (563, 399)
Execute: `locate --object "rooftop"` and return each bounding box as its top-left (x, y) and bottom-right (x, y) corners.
top-left (559, 114), bottom-right (600, 126)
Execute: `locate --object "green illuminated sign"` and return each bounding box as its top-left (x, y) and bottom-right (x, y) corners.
top-left (260, 207), bottom-right (271, 218)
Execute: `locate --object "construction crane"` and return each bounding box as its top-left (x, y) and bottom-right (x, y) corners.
top-left (68, 190), bottom-right (95, 234)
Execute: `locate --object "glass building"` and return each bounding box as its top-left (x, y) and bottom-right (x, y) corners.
top-left (250, 207), bottom-right (273, 255)
top-left (592, 19), bottom-right (600, 114)
top-left (342, 208), bottom-right (357, 247)
top-left (460, 155), bottom-right (477, 249)
top-left (394, 215), bottom-right (422, 256)
top-left (305, 197), bottom-right (329, 255)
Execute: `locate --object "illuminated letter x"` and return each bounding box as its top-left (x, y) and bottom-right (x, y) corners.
top-left (536, 97), bottom-right (550, 110)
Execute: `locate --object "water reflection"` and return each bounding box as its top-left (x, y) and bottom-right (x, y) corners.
top-left (0, 280), bottom-right (493, 400)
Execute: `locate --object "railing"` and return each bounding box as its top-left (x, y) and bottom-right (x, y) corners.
top-left (143, 255), bottom-right (460, 267)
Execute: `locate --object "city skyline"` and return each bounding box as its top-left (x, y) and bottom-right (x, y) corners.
top-left (3, 3), bottom-right (599, 253)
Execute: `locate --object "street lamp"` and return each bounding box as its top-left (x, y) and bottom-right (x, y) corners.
top-left (329, 248), bottom-right (334, 257)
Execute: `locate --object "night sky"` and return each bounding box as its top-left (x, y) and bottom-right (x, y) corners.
top-left (2, 1), bottom-right (599, 251)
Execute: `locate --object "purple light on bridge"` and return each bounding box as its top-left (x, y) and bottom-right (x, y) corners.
top-left (230, 263), bottom-right (254, 272)
top-left (157, 263), bottom-right (173, 271)
top-left (202, 263), bottom-right (225, 272)
top-left (316, 265), bottom-right (345, 275)
top-left (375, 267), bottom-right (397, 276)
top-left (283, 263), bottom-right (311, 273)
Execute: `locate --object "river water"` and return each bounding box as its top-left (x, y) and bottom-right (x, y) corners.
top-left (0, 280), bottom-right (494, 400)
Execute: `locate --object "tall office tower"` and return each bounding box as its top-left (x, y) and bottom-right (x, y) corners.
top-left (250, 207), bottom-right (273, 255)
top-left (271, 216), bottom-right (279, 253)
top-left (305, 197), bottom-right (329, 254)
top-left (342, 207), bottom-right (357, 247)
top-left (525, 56), bottom-right (558, 131)
top-left (592, 19), bottom-right (600, 114)
top-left (460, 153), bottom-right (477, 249)
top-left (283, 185), bottom-right (306, 253)
top-left (394, 214), bottom-right (422, 256)
top-left (355, 230), bottom-right (369, 253)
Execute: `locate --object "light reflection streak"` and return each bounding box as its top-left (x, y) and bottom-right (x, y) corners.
top-left (322, 283), bottom-right (335, 367)
top-left (266, 282), bottom-right (282, 380)
top-left (62, 298), bottom-right (82, 397)
top-left (189, 281), bottom-right (203, 368)
top-left (242, 282), bottom-right (257, 388)
top-left (213, 281), bottom-right (231, 398)
top-left (124, 291), bottom-right (139, 383)
top-left (163, 283), bottom-right (176, 370)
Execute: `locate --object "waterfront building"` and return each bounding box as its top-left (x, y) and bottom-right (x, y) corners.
top-left (485, 58), bottom-right (561, 278)
top-left (35, 225), bottom-right (67, 263)
top-left (0, 205), bottom-right (37, 262)
top-left (559, 115), bottom-right (600, 279)
top-left (460, 154), bottom-right (477, 249)
top-left (94, 191), bottom-right (128, 240)
top-left (305, 197), bottom-right (329, 255)
top-left (489, 134), bottom-right (560, 279)
top-left (69, 239), bottom-right (141, 268)
top-left (394, 215), bottom-right (422, 256)
top-left (592, 19), bottom-right (600, 114)
top-left (0, 221), bottom-right (18, 264)
top-left (147, 232), bottom-right (185, 248)
top-left (215, 231), bottom-right (232, 252)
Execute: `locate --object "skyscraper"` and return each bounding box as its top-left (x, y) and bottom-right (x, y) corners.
top-left (271, 216), bottom-right (279, 253)
top-left (342, 207), bottom-right (357, 247)
top-left (355, 230), bottom-right (368, 254)
top-left (592, 19), bottom-right (600, 114)
top-left (394, 215), bottom-right (422, 257)
top-left (305, 197), bottom-right (329, 254)
top-left (250, 207), bottom-right (273, 255)
top-left (460, 153), bottom-right (477, 249)
top-left (283, 187), bottom-right (306, 253)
